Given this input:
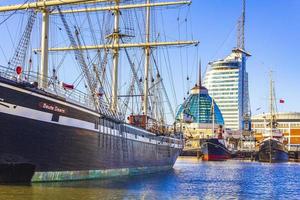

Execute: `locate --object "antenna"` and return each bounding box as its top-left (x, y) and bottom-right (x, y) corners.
top-left (237, 0), bottom-right (245, 50)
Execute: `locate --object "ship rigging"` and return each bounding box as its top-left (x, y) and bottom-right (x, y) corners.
top-left (0, 0), bottom-right (198, 126)
top-left (0, 0), bottom-right (199, 183)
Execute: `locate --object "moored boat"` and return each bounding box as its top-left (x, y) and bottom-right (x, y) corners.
top-left (0, 72), bottom-right (185, 183)
top-left (257, 72), bottom-right (288, 163)
top-left (258, 138), bottom-right (288, 163)
top-left (0, 0), bottom-right (199, 183)
top-left (201, 125), bottom-right (231, 161)
top-left (201, 138), bottom-right (230, 161)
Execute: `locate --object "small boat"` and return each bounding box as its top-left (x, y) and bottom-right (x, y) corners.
top-left (201, 137), bottom-right (230, 161)
top-left (201, 103), bottom-right (230, 161)
top-left (258, 138), bottom-right (288, 163)
top-left (257, 72), bottom-right (288, 163)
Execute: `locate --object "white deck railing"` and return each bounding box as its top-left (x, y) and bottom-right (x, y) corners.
top-left (0, 65), bottom-right (110, 113)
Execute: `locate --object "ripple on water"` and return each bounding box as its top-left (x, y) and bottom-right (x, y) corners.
top-left (0, 158), bottom-right (300, 200)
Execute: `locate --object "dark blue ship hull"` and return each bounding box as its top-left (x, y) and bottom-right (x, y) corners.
top-left (258, 139), bottom-right (288, 163)
top-left (201, 138), bottom-right (230, 161)
top-left (0, 77), bottom-right (183, 183)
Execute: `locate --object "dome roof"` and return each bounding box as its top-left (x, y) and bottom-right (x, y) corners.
top-left (176, 86), bottom-right (224, 125)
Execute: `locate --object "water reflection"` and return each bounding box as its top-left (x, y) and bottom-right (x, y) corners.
top-left (0, 158), bottom-right (300, 200)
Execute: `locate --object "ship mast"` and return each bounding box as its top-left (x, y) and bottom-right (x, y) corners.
top-left (111, 0), bottom-right (121, 112)
top-left (0, 0), bottom-right (112, 90)
top-left (143, 0), bottom-right (151, 120)
top-left (0, 0), bottom-right (199, 116)
top-left (40, 5), bottom-right (49, 88)
top-left (45, 0), bottom-right (199, 115)
top-left (268, 71), bottom-right (274, 162)
top-left (269, 71), bottom-right (275, 136)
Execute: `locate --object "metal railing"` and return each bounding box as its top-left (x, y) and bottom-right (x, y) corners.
top-left (0, 65), bottom-right (96, 111)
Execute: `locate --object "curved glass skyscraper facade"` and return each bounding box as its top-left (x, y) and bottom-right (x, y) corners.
top-left (203, 48), bottom-right (250, 131)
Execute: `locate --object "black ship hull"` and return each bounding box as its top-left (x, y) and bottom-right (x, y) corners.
top-left (201, 138), bottom-right (230, 161)
top-left (0, 163), bottom-right (35, 183)
top-left (0, 78), bottom-right (182, 183)
top-left (258, 139), bottom-right (288, 163)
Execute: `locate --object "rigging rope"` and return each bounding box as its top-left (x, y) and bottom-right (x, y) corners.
top-left (160, 11), bottom-right (178, 109)
top-left (7, 10), bottom-right (36, 74)
top-left (57, 6), bottom-right (99, 111)
top-left (151, 53), bottom-right (175, 120)
top-left (0, 0), bottom-right (30, 27)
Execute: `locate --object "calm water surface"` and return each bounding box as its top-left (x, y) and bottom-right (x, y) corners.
top-left (0, 157), bottom-right (300, 200)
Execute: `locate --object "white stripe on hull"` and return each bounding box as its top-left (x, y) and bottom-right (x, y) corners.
top-left (0, 82), bottom-right (100, 117)
top-left (1, 102), bottom-right (53, 123)
top-left (59, 116), bottom-right (95, 131)
top-left (0, 102), bottom-right (183, 149)
top-left (0, 82), bottom-right (182, 145)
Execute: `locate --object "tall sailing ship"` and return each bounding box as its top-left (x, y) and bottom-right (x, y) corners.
top-left (0, 0), bottom-right (198, 183)
top-left (257, 72), bottom-right (288, 163)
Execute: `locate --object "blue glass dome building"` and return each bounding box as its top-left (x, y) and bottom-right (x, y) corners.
top-left (176, 72), bottom-right (225, 153)
top-left (176, 85), bottom-right (224, 126)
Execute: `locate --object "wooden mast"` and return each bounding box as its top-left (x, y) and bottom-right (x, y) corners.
top-left (39, 2), bottom-right (49, 88)
top-left (143, 0), bottom-right (151, 124)
top-left (0, 0), bottom-right (199, 115)
top-left (111, 0), bottom-right (121, 112)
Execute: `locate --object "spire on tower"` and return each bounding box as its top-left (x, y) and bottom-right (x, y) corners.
top-left (198, 59), bottom-right (202, 88)
top-left (237, 0), bottom-right (245, 50)
top-left (191, 58), bottom-right (208, 94)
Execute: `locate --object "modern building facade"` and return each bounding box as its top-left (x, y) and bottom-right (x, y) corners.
top-left (203, 48), bottom-right (250, 131)
top-left (252, 112), bottom-right (300, 150)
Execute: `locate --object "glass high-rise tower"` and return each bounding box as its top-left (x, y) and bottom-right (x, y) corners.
top-left (203, 48), bottom-right (250, 131)
top-left (204, 0), bottom-right (250, 131)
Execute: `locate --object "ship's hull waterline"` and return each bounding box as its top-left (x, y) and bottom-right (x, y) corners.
top-left (0, 78), bottom-right (182, 183)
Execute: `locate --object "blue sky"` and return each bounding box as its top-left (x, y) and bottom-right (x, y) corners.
top-left (0, 0), bottom-right (299, 118)
top-left (187, 0), bottom-right (300, 115)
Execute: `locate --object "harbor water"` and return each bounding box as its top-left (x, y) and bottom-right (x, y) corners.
top-left (1, 157), bottom-right (300, 200)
